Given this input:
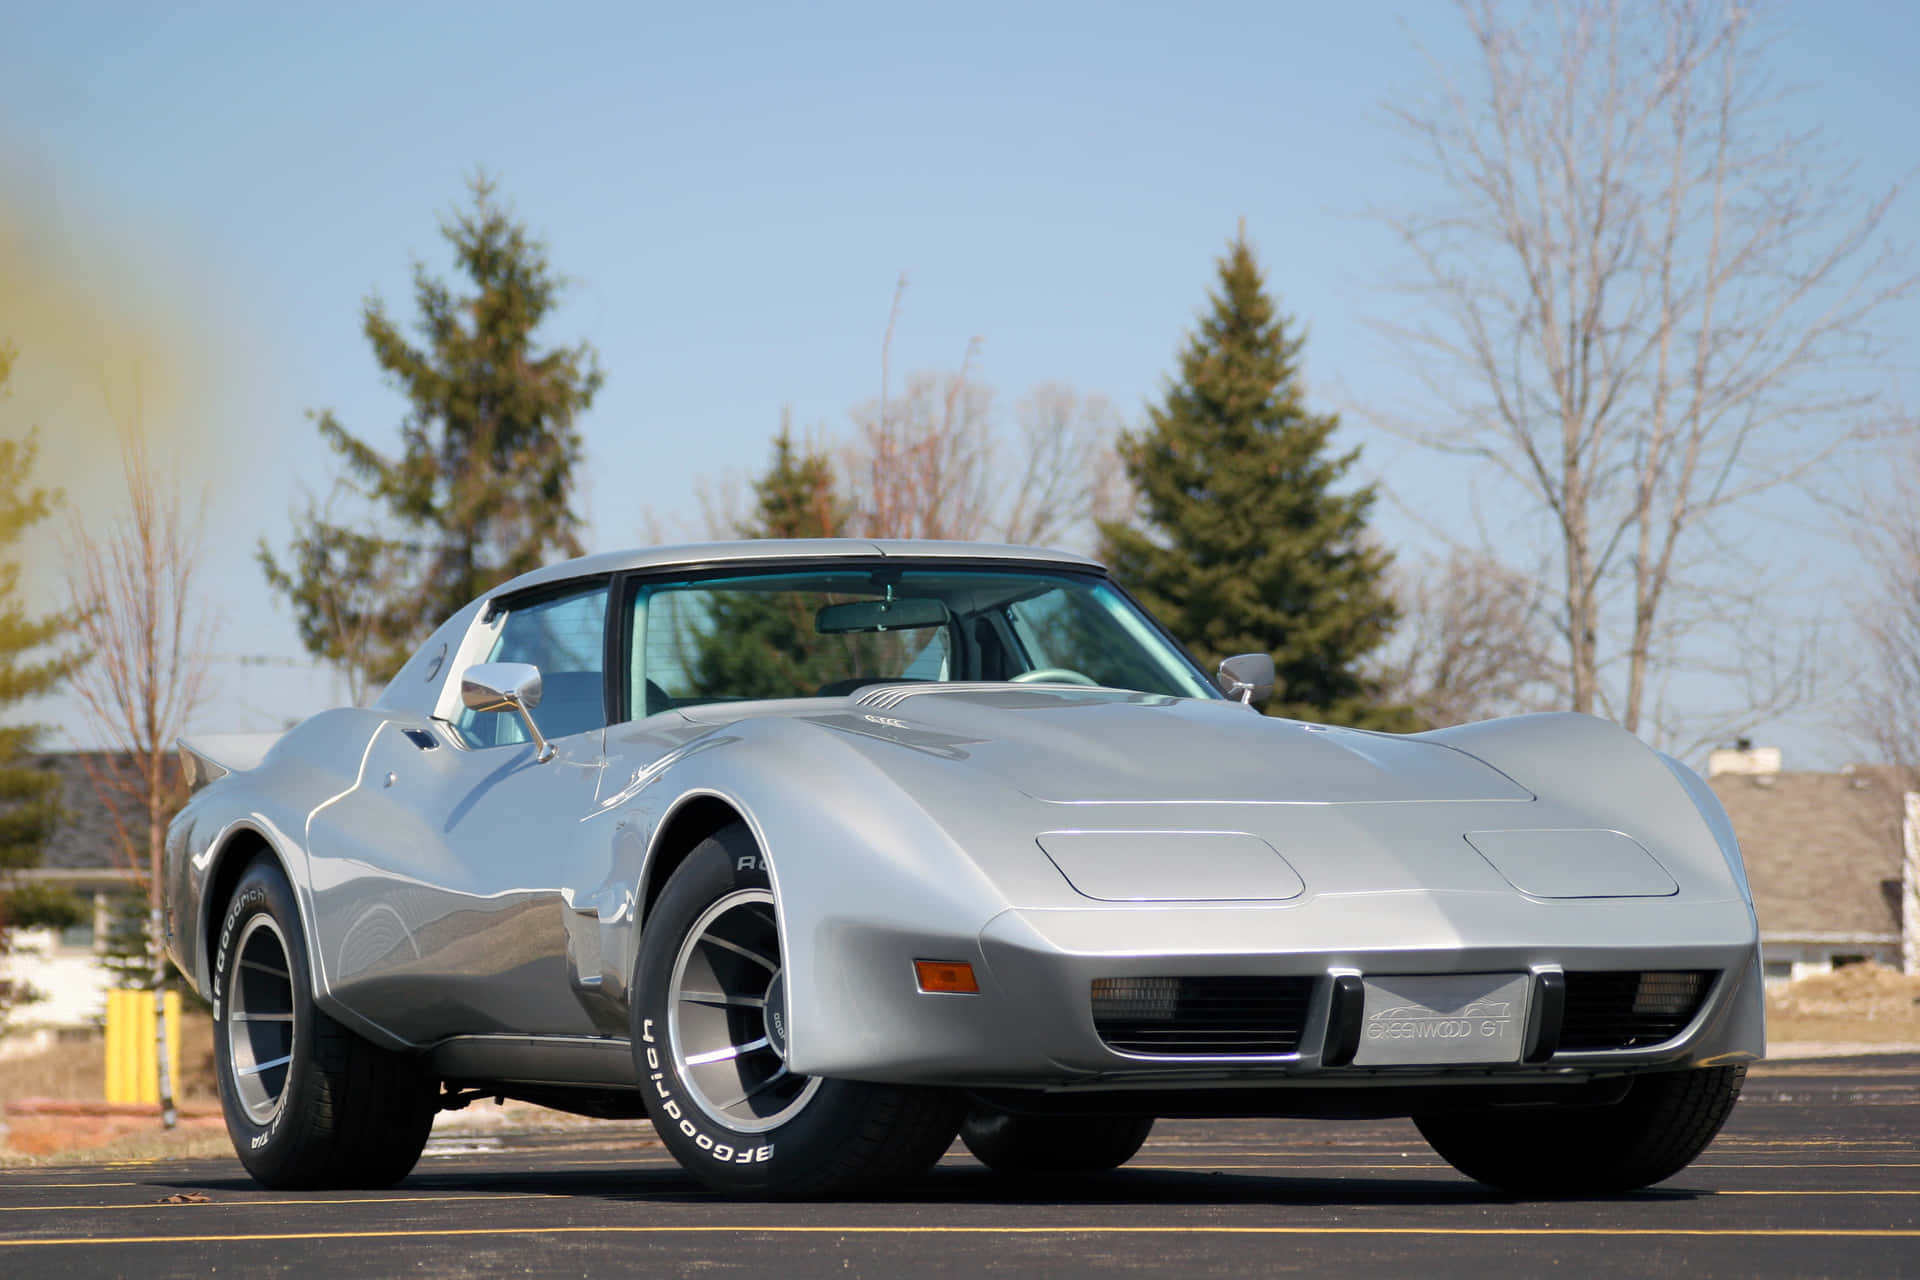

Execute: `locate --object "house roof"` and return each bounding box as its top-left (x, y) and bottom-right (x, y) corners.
top-left (1710, 767), bottom-right (1908, 940)
top-left (30, 752), bottom-right (153, 874)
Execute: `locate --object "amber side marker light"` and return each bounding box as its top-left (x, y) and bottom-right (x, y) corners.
top-left (914, 960), bottom-right (980, 994)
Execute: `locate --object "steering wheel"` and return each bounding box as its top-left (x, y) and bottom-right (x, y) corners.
top-left (1009, 667), bottom-right (1099, 687)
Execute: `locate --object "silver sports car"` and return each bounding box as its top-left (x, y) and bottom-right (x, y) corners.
top-left (165, 540), bottom-right (1763, 1196)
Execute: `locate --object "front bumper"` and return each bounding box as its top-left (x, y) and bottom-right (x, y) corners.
top-left (783, 891), bottom-right (1765, 1093)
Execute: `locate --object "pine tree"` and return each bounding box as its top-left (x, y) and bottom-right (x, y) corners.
top-left (0, 351), bottom-right (85, 1028)
top-left (261, 175), bottom-right (604, 696)
top-left (1099, 234), bottom-right (1412, 730)
top-left (690, 424), bottom-right (850, 700)
top-left (738, 417), bottom-right (847, 541)
top-left (0, 440), bottom-right (65, 883)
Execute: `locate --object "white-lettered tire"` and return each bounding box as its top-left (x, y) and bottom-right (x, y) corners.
top-left (960, 1108), bottom-right (1154, 1174)
top-left (1415, 1064), bottom-right (1747, 1194)
top-left (212, 855), bottom-right (437, 1188)
top-left (632, 824), bottom-right (963, 1197)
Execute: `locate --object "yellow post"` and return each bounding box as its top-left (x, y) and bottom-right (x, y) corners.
top-left (103, 989), bottom-right (115, 1102)
top-left (165, 988), bottom-right (181, 1102)
top-left (105, 989), bottom-right (130, 1103)
top-left (104, 988), bottom-right (181, 1104)
top-left (137, 993), bottom-right (158, 1103)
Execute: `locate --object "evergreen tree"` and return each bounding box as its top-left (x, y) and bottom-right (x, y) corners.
top-left (0, 440), bottom-right (65, 885)
top-left (261, 175), bottom-right (604, 696)
top-left (99, 888), bottom-right (202, 1004)
top-left (690, 424), bottom-right (850, 699)
top-left (1099, 234), bottom-right (1412, 730)
top-left (737, 417), bottom-right (847, 541)
top-left (0, 353), bottom-right (85, 1028)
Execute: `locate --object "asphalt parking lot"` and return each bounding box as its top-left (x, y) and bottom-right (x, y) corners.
top-left (2, 1054), bottom-right (1915, 1279)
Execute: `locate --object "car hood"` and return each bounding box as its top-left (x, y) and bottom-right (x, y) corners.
top-left (801, 685), bottom-right (1532, 805)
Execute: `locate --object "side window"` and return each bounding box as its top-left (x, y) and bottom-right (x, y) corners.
top-left (1004, 583), bottom-right (1187, 692)
top-left (453, 583), bottom-right (609, 747)
top-left (901, 630), bottom-right (950, 680)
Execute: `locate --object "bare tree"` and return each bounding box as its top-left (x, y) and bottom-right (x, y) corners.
top-left (846, 355), bottom-right (996, 541)
top-left (1383, 0), bottom-right (1913, 745)
top-left (65, 416), bottom-right (213, 1130)
top-left (259, 481), bottom-right (412, 707)
top-left (1849, 436), bottom-right (1920, 786)
top-left (845, 366), bottom-right (1127, 550)
top-left (1000, 383), bottom-right (1130, 550)
top-left (688, 279), bottom-right (1130, 555)
top-left (840, 276), bottom-right (1128, 551)
top-left (1845, 443), bottom-right (1920, 980)
top-left (1373, 548), bottom-right (1561, 728)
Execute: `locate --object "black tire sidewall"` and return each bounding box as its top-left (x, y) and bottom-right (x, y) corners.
top-left (961, 1110), bottom-right (1155, 1174)
top-left (632, 829), bottom-right (890, 1195)
top-left (211, 856), bottom-right (322, 1185)
top-left (1415, 1065), bottom-right (1745, 1193)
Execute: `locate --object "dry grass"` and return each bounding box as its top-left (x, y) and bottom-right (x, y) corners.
top-left (0, 1006), bottom-right (218, 1105)
top-left (0, 1127), bottom-right (235, 1168)
top-left (1766, 962), bottom-right (1920, 1044)
top-left (0, 1007), bottom-right (226, 1167)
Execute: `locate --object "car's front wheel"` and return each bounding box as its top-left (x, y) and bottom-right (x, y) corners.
top-left (960, 1108), bottom-right (1154, 1175)
top-left (1414, 1064), bottom-right (1747, 1194)
top-left (212, 855), bottom-right (438, 1188)
top-left (633, 825), bottom-right (963, 1197)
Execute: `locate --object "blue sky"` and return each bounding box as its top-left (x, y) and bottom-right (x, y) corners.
top-left (3, 2), bottom-right (1915, 766)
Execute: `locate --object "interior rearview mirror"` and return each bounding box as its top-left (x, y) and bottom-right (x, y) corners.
top-left (816, 597), bottom-right (950, 634)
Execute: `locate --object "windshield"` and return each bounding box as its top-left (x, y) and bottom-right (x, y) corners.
top-left (629, 565), bottom-right (1219, 711)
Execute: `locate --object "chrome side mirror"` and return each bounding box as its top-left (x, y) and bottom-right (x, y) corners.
top-left (460, 662), bottom-right (555, 763)
top-left (1216, 653), bottom-right (1276, 708)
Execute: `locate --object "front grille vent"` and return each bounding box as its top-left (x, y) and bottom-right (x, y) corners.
top-left (1559, 970), bottom-right (1715, 1051)
top-left (1091, 975), bottom-right (1316, 1057)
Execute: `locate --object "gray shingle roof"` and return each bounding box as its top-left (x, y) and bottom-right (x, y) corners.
top-left (33, 752), bottom-right (152, 873)
top-left (1710, 768), bottom-right (1907, 939)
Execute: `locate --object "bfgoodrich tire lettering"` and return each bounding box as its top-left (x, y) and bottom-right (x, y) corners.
top-left (633, 824), bottom-right (963, 1196)
top-left (212, 855), bottom-right (437, 1189)
top-left (1415, 1064), bottom-right (1747, 1194)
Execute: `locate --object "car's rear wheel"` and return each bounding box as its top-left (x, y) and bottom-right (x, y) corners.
top-left (1415, 1064), bottom-right (1747, 1194)
top-left (633, 824), bottom-right (963, 1197)
top-left (212, 855), bottom-right (437, 1188)
top-left (960, 1108), bottom-right (1154, 1175)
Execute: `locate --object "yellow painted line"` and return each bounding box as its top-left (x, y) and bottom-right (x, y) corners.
top-left (5, 1225), bottom-right (1920, 1248)
top-left (1720, 1143), bottom-right (1912, 1151)
top-left (1719, 1190), bottom-right (1920, 1196)
top-left (1704, 1143), bottom-right (1912, 1151)
top-left (1143, 1160), bottom-right (1880, 1172)
top-left (507, 1158), bottom-right (682, 1169)
top-left (1698, 1163), bottom-right (1920, 1169)
top-left (0, 1193), bottom-right (555, 1214)
top-left (1136, 1151), bottom-right (1428, 1159)
top-left (1135, 1164), bottom-right (1451, 1172)
top-left (1135, 1167), bottom-right (1920, 1190)
top-left (1136, 1159), bottom-right (1443, 1166)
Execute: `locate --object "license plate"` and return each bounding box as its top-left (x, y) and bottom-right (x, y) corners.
top-left (1351, 973), bottom-right (1531, 1066)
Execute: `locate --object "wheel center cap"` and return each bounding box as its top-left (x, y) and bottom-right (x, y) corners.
top-left (764, 971), bottom-right (788, 1061)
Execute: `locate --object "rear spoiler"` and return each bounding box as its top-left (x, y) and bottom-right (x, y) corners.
top-left (178, 733), bottom-right (283, 792)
